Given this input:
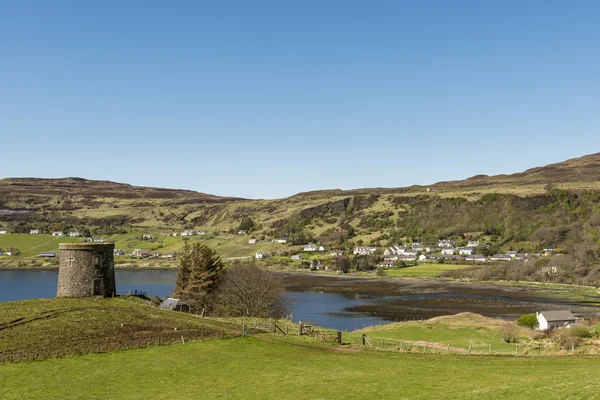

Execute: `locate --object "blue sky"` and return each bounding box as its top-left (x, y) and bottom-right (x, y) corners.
top-left (1, 1), bottom-right (599, 199)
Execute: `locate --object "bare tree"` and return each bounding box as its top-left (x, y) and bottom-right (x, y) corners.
top-left (217, 263), bottom-right (290, 318)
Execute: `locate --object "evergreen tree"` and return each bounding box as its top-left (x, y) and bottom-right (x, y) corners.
top-left (173, 242), bottom-right (224, 310)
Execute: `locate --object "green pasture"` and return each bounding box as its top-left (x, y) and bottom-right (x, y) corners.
top-left (384, 263), bottom-right (473, 277)
top-left (2, 336), bottom-right (600, 399)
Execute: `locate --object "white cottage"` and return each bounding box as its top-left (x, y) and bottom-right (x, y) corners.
top-left (536, 311), bottom-right (577, 331)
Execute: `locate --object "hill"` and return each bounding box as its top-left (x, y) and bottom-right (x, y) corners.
top-left (2, 153), bottom-right (600, 268)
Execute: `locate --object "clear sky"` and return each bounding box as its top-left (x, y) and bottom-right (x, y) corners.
top-left (2, 1), bottom-right (599, 199)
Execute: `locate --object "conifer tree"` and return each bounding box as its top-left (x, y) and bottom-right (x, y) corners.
top-left (173, 242), bottom-right (224, 310)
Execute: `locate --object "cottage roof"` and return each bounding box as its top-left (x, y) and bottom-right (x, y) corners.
top-left (160, 298), bottom-right (188, 310)
top-left (539, 310), bottom-right (576, 322)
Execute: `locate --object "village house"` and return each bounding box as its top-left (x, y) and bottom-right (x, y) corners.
top-left (467, 240), bottom-right (479, 248)
top-left (404, 249), bottom-right (418, 256)
top-left (398, 255), bottom-right (417, 262)
top-left (255, 252), bottom-right (268, 259)
top-left (291, 255), bottom-right (302, 260)
top-left (378, 260), bottom-right (395, 268)
top-left (276, 237), bottom-right (289, 244)
top-left (424, 246), bottom-right (437, 253)
top-left (238, 230), bottom-right (247, 235)
top-left (536, 311), bottom-right (578, 331)
top-left (384, 255), bottom-right (399, 261)
top-left (5, 250), bottom-right (14, 256)
top-left (418, 254), bottom-right (427, 261)
top-left (490, 254), bottom-right (512, 261)
top-left (0, 230), bottom-right (7, 235)
top-left (330, 250), bottom-right (344, 257)
top-left (441, 247), bottom-right (456, 255)
top-left (87, 237), bottom-right (105, 243)
top-left (180, 230), bottom-right (196, 236)
top-left (30, 229), bottom-right (40, 234)
top-left (319, 246), bottom-right (325, 252)
top-left (543, 247), bottom-right (556, 256)
top-left (153, 252), bottom-right (162, 257)
top-left (52, 231), bottom-right (64, 237)
top-left (507, 251), bottom-right (518, 258)
top-left (438, 239), bottom-right (455, 248)
top-left (458, 247), bottom-right (474, 255)
top-left (172, 232), bottom-right (179, 237)
top-left (353, 247), bottom-right (377, 255)
top-left (39, 252), bottom-right (57, 258)
top-left (304, 243), bottom-right (319, 252)
top-left (69, 231), bottom-right (81, 237)
top-left (197, 231), bottom-right (206, 235)
top-left (132, 249), bottom-right (152, 257)
top-left (161, 252), bottom-right (176, 259)
top-left (411, 244), bottom-right (424, 251)
top-left (113, 249), bottom-right (124, 256)
top-left (248, 239), bottom-right (258, 244)
top-left (142, 234), bottom-right (155, 240)
top-left (465, 255), bottom-right (487, 263)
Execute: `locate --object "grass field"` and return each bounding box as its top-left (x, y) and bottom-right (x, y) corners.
top-left (0, 297), bottom-right (241, 362)
top-left (355, 313), bottom-right (529, 354)
top-left (384, 263), bottom-right (473, 277)
top-left (3, 298), bottom-right (600, 398)
top-left (2, 337), bottom-right (600, 399)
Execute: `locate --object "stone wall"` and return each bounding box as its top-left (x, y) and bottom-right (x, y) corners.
top-left (57, 243), bottom-right (116, 297)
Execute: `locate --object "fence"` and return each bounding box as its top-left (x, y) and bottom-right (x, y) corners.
top-left (357, 335), bottom-right (576, 356)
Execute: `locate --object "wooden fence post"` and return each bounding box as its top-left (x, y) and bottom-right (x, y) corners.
top-left (446, 344), bottom-right (450, 354)
top-left (361, 334), bottom-right (366, 346)
top-left (468, 344), bottom-right (472, 355)
top-left (336, 331), bottom-right (342, 344)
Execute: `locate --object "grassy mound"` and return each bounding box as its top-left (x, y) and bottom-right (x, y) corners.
top-left (356, 312), bottom-right (529, 353)
top-left (0, 297), bottom-right (240, 362)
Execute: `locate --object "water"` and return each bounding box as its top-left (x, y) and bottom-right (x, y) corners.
top-left (0, 269), bottom-right (588, 331)
top-left (0, 269), bottom-right (387, 331)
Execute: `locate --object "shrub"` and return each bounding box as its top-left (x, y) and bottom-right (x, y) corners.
top-left (517, 314), bottom-right (538, 330)
top-left (500, 323), bottom-right (519, 343)
top-left (569, 323), bottom-right (591, 338)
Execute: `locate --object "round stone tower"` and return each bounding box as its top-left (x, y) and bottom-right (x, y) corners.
top-left (57, 243), bottom-right (116, 297)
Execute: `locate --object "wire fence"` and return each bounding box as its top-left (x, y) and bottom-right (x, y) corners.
top-left (356, 335), bottom-right (580, 356)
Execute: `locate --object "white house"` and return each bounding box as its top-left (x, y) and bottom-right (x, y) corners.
top-left (181, 230), bottom-right (195, 236)
top-left (467, 240), bottom-right (479, 248)
top-left (276, 237), bottom-right (289, 244)
top-left (0, 231), bottom-right (7, 235)
top-left (353, 247), bottom-right (376, 255)
top-left (248, 239), bottom-right (258, 244)
top-left (142, 234), bottom-right (155, 240)
top-left (536, 311), bottom-right (577, 331)
top-left (291, 255), bottom-right (302, 260)
top-left (69, 231), bottom-right (81, 237)
top-left (330, 251), bottom-right (344, 257)
top-left (438, 239), bottom-right (455, 248)
top-left (197, 231), bottom-right (206, 235)
top-left (441, 247), bottom-right (456, 255)
top-left (458, 247), bottom-right (474, 255)
top-left (507, 251), bottom-right (518, 258)
top-left (113, 249), bottom-right (124, 256)
top-left (319, 246), bottom-right (325, 252)
top-left (490, 254), bottom-right (512, 261)
top-left (304, 243), bottom-right (319, 252)
top-left (398, 255), bottom-right (417, 262)
top-left (255, 252), bottom-right (268, 259)
top-left (418, 254), bottom-right (427, 261)
top-left (52, 231), bottom-right (64, 237)
top-left (465, 255), bottom-right (487, 263)
top-left (30, 229), bottom-right (40, 234)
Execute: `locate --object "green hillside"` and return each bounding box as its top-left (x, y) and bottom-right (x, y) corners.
top-left (3, 153), bottom-right (600, 281)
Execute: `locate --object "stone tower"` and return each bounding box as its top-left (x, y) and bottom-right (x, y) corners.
top-left (57, 243), bottom-right (116, 297)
